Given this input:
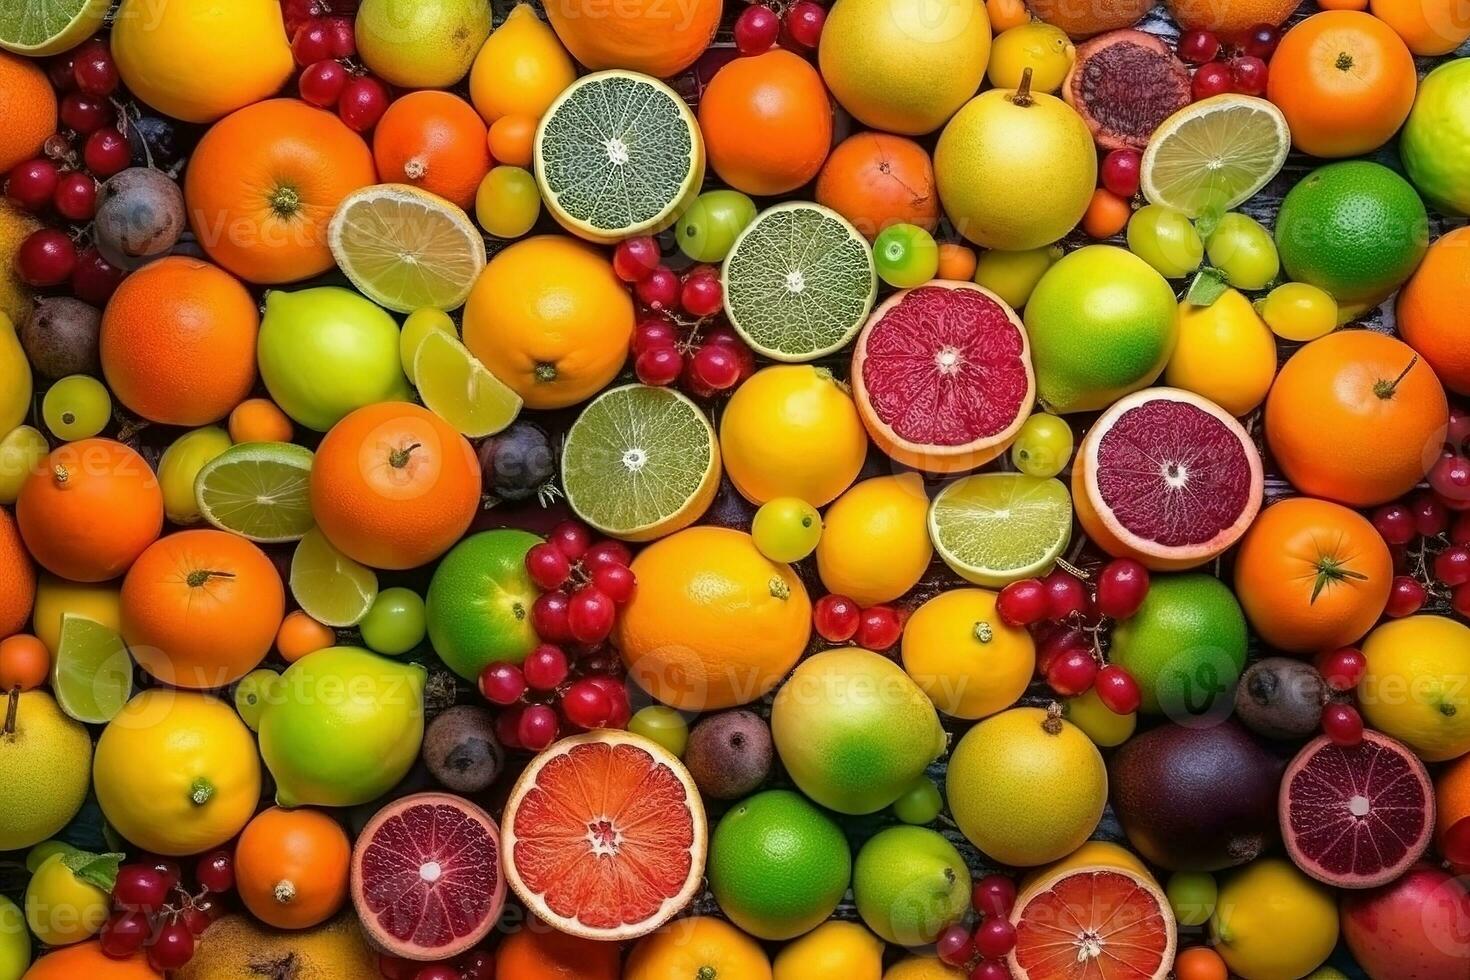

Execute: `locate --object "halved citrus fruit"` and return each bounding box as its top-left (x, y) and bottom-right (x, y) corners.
top-left (413, 329), bottom-right (522, 438)
top-left (1009, 863), bottom-right (1177, 980)
top-left (195, 441), bottom-right (315, 543)
top-left (1073, 387), bottom-right (1262, 570)
top-left (0, 0), bottom-right (109, 56)
top-left (289, 527), bottom-right (378, 628)
top-left (502, 729), bottom-right (707, 942)
top-left (1141, 95), bottom-right (1290, 219)
top-left (52, 614), bottom-right (132, 725)
top-left (929, 473), bottom-right (1072, 587)
top-left (852, 281), bottom-right (1035, 473)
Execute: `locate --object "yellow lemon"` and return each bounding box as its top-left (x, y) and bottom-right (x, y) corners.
top-left (626, 916), bottom-right (772, 980)
top-left (884, 957), bottom-right (966, 980)
top-left (0, 313), bottom-right (30, 437)
top-left (1210, 858), bottom-right (1337, 980)
top-left (468, 4), bottom-right (576, 123)
top-left (356, 0), bottom-right (491, 90)
top-left (987, 22), bottom-right (1075, 93)
top-left (31, 575), bottom-right (120, 655)
top-left (1360, 615), bottom-right (1470, 762)
top-left (1165, 289), bottom-right (1277, 416)
top-left (775, 921), bottom-right (884, 980)
top-left (817, 474), bottom-right (931, 605)
top-left (23, 852), bottom-right (108, 947)
top-left (93, 690), bottom-right (261, 856)
top-left (720, 365), bottom-right (868, 507)
top-left (901, 588), bottom-right (1034, 719)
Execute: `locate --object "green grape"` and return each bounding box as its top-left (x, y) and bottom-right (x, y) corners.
top-left (891, 776), bottom-right (944, 824)
top-left (973, 244), bottom-right (1063, 309)
top-left (233, 668), bottom-right (283, 732)
top-left (751, 496), bottom-right (823, 563)
top-left (1063, 687), bottom-right (1136, 747)
top-left (41, 375), bottom-right (110, 441)
top-left (1010, 412), bottom-right (1074, 478)
top-left (359, 587), bottom-right (428, 656)
top-left (0, 425), bottom-right (47, 505)
top-left (1166, 871), bottom-right (1218, 927)
top-left (676, 189), bottom-right (757, 262)
top-left (1206, 213), bottom-right (1279, 290)
top-left (873, 222), bottom-right (939, 288)
top-left (1126, 204), bottom-right (1204, 279)
top-left (628, 705), bottom-right (690, 756)
top-left (475, 166), bottom-right (541, 240)
top-left (1258, 282), bottom-right (1338, 342)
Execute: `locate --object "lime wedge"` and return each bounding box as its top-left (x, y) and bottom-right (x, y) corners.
top-left (562, 384), bottom-right (720, 542)
top-left (928, 473), bottom-right (1072, 587)
top-left (722, 202), bottom-right (877, 362)
top-left (52, 614), bottom-right (133, 724)
top-left (195, 441), bottom-right (315, 543)
top-left (400, 308), bottom-right (456, 384)
top-left (414, 329), bottom-right (522, 438)
top-left (290, 528), bottom-right (378, 627)
top-left (1141, 94), bottom-right (1290, 219)
top-left (0, 0), bottom-right (109, 56)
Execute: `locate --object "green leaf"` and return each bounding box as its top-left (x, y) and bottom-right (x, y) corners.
top-left (1186, 267), bottom-right (1229, 307)
top-left (60, 849), bottom-right (125, 893)
top-left (1194, 201), bottom-right (1225, 241)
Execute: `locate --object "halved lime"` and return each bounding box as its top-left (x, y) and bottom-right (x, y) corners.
top-left (52, 614), bottom-right (133, 724)
top-left (722, 202), bottom-right (877, 362)
top-left (562, 384), bottom-right (720, 542)
top-left (0, 0), bottom-right (109, 56)
top-left (534, 70), bottom-right (705, 245)
top-left (195, 441), bottom-right (315, 543)
top-left (413, 329), bottom-right (522, 438)
top-left (928, 473), bottom-right (1072, 587)
top-left (1141, 94), bottom-right (1290, 219)
top-left (289, 528), bottom-right (378, 628)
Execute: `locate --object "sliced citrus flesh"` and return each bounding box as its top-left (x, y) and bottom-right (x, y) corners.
top-left (289, 527), bottom-right (378, 628)
top-left (1009, 867), bottom-right (1176, 980)
top-left (413, 329), bottom-right (522, 438)
top-left (929, 473), bottom-right (1072, 587)
top-left (0, 0), bottom-right (108, 55)
top-left (195, 441), bottom-right (315, 543)
top-left (1141, 95), bottom-right (1290, 218)
top-left (52, 614), bottom-right (132, 724)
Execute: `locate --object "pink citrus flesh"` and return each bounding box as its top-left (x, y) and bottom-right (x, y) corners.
top-left (1009, 867), bottom-right (1176, 980)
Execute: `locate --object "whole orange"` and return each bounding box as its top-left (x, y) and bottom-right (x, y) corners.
top-left (1398, 226), bottom-right (1470, 395)
top-left (698, 50), bottom-right (833, 197)
top-left (1266, 330), bottom-right (1447, 507)
top-left (310, 402), bottom-right (481, 570)
top-left (1166, 0), bottom-right (1302, 33)
top-left (99, 256), bottom-right (259, 426)
top-left (488, 114), bottom-right (536, 168)
top-left (815, 132), bottom-right (939, 240)
top-left (235, 806), bottom-right (351, 930)
top-left (1266, 11), bottom-right (1417, 158)
top-left (0, 634), bottom-right (48, 690)
top-left (545, 0), bottom-right (721, 77)
top-left (0, 509), bottom-right (35, 638)
top-left (229, 398), bottom-right (294, 443)
top-left (494, 923), bottom-right (621, 980)
top-left (120, 529), bottom-right (284, 689)
top-left (373, 91), bottom-right (491, 211)
top-left (0, 52), bottom-right (56, 173)
top-left (1370, 0), bottom-right (1470, 54)
top-left (185, 99), bottom-right (377, 285)
top-left (1437, 753), bottom-right (1470, 869)
top-left (21, 941), bottom-right (158, 980)
top-left (275, 610), bottom-right (335, 663)
top-left (16, 439), bottom-right (163, 583)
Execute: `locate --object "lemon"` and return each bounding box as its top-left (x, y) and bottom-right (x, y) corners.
top-left (987, 23), bottom-right (1075, 93)
top-left (0, 425), bottom-right (45, 505)
top-left (357, 0), bottom-right (491, 89)
top-left (1210, 858), bottom-right (1337, 980)
top-left (0, 894), bottom-right (28, 979)
top-left (901, 588), bottom-right (1034, 720)
top-left (816, 474), bottom-right (932, 606)
top-left (468, 3), bottom-right (576, 123)
top-left (884, 957), bottom-right (966, 980)
top-left (1142, 95), bottom-right (1290, 219)
top-left (0, 691), bottom-right (91, 853)
top-left (31, 575), bottom-right (120, 656)
top-left (1063, 687), bottom-right (1136, 747)
top-left (157, 426), bottom-right (232, 524)
top-left (774, 921), bottom-right (884, 980)
top-left (1165, 289), bottom-right (1277, 417)
top-left (413, 330), bottom-right (522, 438)
top-left (1359, 615), bottom-right (1470, 762)
top-left (399, 308), bottom-right (456, 384)
top-left (23, 852), bottom-right (109, 947)
top-left (290, 528), bottom-right (379, 628)
top-left (0, 313), bottom-right (30, 437)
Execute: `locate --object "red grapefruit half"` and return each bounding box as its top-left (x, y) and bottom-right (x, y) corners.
top-left (851, 280), bottom-right (1035, 473)
top-left (1073, 387), bottom-right (1263, 570)
top-left (1281, 730), bottom-right (1435, 888)
top-left (502, 729), bottom-right (707, 941)
top-left (349, 792), bottom-right (507, 962)
top-left (1009, 864), bottom-right (1176, 980)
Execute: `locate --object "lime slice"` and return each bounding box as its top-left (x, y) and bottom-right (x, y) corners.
top-left (328, 183), bottom-right (487, 313)
top-left (928, 473), bottom-right (1072, 587)
top-left (195, 441), bottom-right (315, 543)
top-left (52, 614), bottom-right (133, 724)
top-left (290, 528), bottom-right (378, 628)
top-left (562, 384), bottom-right (720, 542)
top-left (534, 70), bottom-right (704, 245)
top-left (413, 329), bottom-right (522, 438)
top-left (722, 202), bottom-right (877, 362)
top-left (1141, 94), bottom-right (1291, 219)
top-left (0, 0), bottom-right (108, 56)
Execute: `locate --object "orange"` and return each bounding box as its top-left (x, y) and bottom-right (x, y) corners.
top-left (120, 529), bottom-right (284, 689)
top-left (310, 401), bottom-right (481, 571)
top-left (1398, 226), bottom-right (1470, 395)
top-left (1266, 11), bottom-right (1417, 158)
top-left (1370, 0), bottom-right (1470, 53)
top-left (815, 132), bottom-right (939, 240)
top-left (0, 52), bottom-right (56, 174)
top-left (988, 0), bottom-right (1031, 30)
top-left (1166, 0), bottom-right (1301, 33)
top-left (1173, 948), bottom-right (1228, 980)
top-left (373, 91), bottom-right (491, 211)
top-left (1082, 188), bottom-right (1131, 238)
top-left (626, 917), bottom-right (772, 980)
top-left (494, 923), bottom-right (622, 980)
top-left (936, 244), bottom-right (978, 281)
top-left (99, 256), bottom-right (258, 426)
top-left (228, 398), bottom-right (294, 443)
top-left (1437, 753), bottom-right (1470, 869)
top-left (0, 634), bottom-right (47, 690)
top-left (0, 508), bottom-right (34, 638)
top-left (21, 941), bottom-right (158, 979)
top-left (699, 50), bottom-right (833, 197)
top-left (1320, 0), bottom-right (1369, 7)
top-left (462, 235), bottom-right (633, 409)
top-left (1028, 0), bottom-right (1156, 37)
top-left (488, 113), bottom-right (536, 168)
top-left (16, 439), bottom-right (163, 583)
top-left (544, 0), bottom-right (721, 77)
top-left (185, 99), bottom-right (377, 285)
top-left (235, 806), bottom-right (351, 930)
top-left (275, 610), bottom-right (335, 663)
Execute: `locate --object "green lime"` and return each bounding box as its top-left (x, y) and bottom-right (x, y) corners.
top-left (891, 776), bottom-right (944, 825)
top-left (562, 384), bottom-right (719, 541)
top-left (413, 329), bottom-right (522, 438)
top-left (426, 529), bottom-right (541, 679)
top-left (873, 222), bottom-right (939, 288)
top-left (627, 706), bottom-right (689, 757)
top-left (534, 70), bottom-right (703, 243)
top-left (1167, 871), bottom-right (1218, 927)
top-left (51, 614), bottom-right (132, 725)
top-left (853, 825), bottom-right (971, 946)
top-left (0, 0), bottom-right (108, 56)
top-left (195, 441), bottom-right (315, 543)
top-left (1109, 572), bottom-right (1248, 719)
top-left (928, 473), bottom-right (1072, 587)
top-left (676, 189), bottom-right (757, 262)
top-left (708, 789), bottom-right (852, 941)
top-left (0, 894), bottom-right (27, 979)
top-left (1400, 58), bottom-right (1470, 218)
top-left (722, 202), bottom-right (877, 362)
top-left (358, 587), bottom-right (427, 657)
top-left (289, 528), bottom-right (379, 628)
top-left (233, 668), bottom-right (283, 732)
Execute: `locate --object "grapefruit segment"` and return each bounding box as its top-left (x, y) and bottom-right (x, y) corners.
top-left (1009, 864), bottom-right (1176, 980)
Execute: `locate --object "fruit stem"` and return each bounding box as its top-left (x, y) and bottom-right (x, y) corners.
top-left (404, 156), bottom-right (428, 180)
top-left (274, 879), bottom-right (297, 904)
top-left (974, 620), bottom-right (993, 643)
top-left (185, 569), bottom-right (235, 589)
top-left (190, 777), bottom-right (215, 806)
top-left (1043, 701), bottom-right (1063, 735)
top-left (1335, 51), bottom-right (1354, 71)
top-left (1373, 355), bottom-right (1418, 399)
top-left (697, 969), bottom-right (717, 980)
top-left (269, 184), bottom-right (302, 219)
top-left (1012, 67), bottom-right (1035, 107)
top-left (1310, 557), bottom-right (1368, 603)
top-left (389, 443), bottom-right (422, 469)
top-left (52, 464), bottom-right (69, 487)
top-left (534, 362), bottom-right (558, 383)
top-left (768, 577), bottom-right (790, 600)
top-left (2, 688), bottom-right (17, 737)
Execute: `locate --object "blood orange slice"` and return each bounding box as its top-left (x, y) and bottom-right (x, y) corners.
top-left (1073, 387), bottom-right (1262, 570)
top-left (350, 792), bottom-right (506, 962)
top-left (502, 729), bottom-right (707, 941)
top-left (1281, 730), bottom-right (1435, 888)
top-left (1009, 863), bottom-right (1176, 980)
top-left (851, 280), bottom-right (1035, 474)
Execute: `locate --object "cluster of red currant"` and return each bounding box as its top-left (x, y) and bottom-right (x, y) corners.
top-left (811, 594), bottom-right (905, 652)
top-left (1314, 646), bottom-right (1368, 747)
top-left (99, 851), bottom-right (234, 971)
top-left (934, 873), bottom-right (1020, 979)
top-left (287, 16), bottom-right (393, 132)
top-left (1180, 23), bottom-right (1279, 100)
top-left (732, 0), bottom-right (827, 56)
top-left (377, 948), bottom-right (494, 980)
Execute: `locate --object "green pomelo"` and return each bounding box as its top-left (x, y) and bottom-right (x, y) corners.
top-left (1023, 245), bottom-right (1178, 413)
top-left (426, 530), bottom-right (541, 678)
top-left (0, 690), bottom-right (91, 852)
top-left (1401, 59), bottom-right (1470, 218)
top-left (854, 825), bottom-right (971, 946)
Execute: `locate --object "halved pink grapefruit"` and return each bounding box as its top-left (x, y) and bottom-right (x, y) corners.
top-left (851, 280), bottom-right (1035, 473)
top-left (1073, 387), bottom-right (1263, 570)
top-left (502, 729), bottom-right (707, 941)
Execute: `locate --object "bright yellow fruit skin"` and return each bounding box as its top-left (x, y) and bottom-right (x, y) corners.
top-left (23, 853), bottom-right (108, 947)
top-left (901, 588), bottom-right (1034, 720)
top-left (817, 474), bottom-right (931, 605)
top-left (1360, 614), bottom-right (1470, 762)
top-left (626, 916), bottom-right (772, 980)
top-left (1210, 858), bottom-right (1338, 980)
top-left (31, 576), bottom-right (121, 655)
top-left (0, 691), bottom-right (91, 853)
top-left (469, 4), bottom-right (576, 123)
top-left (355, 0), bottom-right (491, 89)
top-left (1166, 289), bottom-right (1277, 417)
top-left (774, 921), bottom-right (884, 980)
top-left (0, 426), bottom-right (46, 506)
top-left (0, 314), bottom-right (31, 437)
top-left (884, 957), bottom-right (967, 980)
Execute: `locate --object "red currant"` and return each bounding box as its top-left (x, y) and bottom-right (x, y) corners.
top-left (549, 520), bottom-right (592, 560)
top-left (1315, 647), bottom-right (1366, 692)
top-left (690, 343), bottom-right (741, 392)
top-left (195, 850), bottom-right (234, 893)
top-left (974, 918), bottom-right (1017, 959)
top-left (1371, 502), bottom-right (1417, 545)
top-left (1431, 454), bottom-right (1470, 511)
top-left (635, 266), bottom-right (680, 310)
top-left (592, 562), bottom-right (637, 604)
top-left (479, 662), bottom-right (527, 705)
top-left (563, 679), bottom-right (614, 729)
top-left (292, 19), bottom-right (335, 65)
top-left (997, 578), bottom-right (1048, 627)
top-left (6, 158), bottom-right (59, 212)
top-left (517, 703), bottom-right (560, 750)
top-left (632, 316), bottom-right (679, 355)
top-left (16, 228), bottom-right (78, 286)
top-left (1177, 29), bottom-right (1221, 63)
top-left (972, 873), bottom-right (1017, 917)
top-left (83, 128), bottom-right (132, 178)
top-left (299, 59), bottom-right (349, 107)
top-left (70, 246), bottom-right (125, 305)
top-left (1192, 61), bottom-right (1233, 100)
top-left (523, 644), bottom-right (570, 691)
top-left (635, 345), bottom-right (684, 386)
top-left (936, 924), bottom-right (975, 967)
top-left (72, 39), bottom-right (118, 96)
top-left (531, 590), bottom-right (573, 642)
top-left (1094, 558), bottom-right (1149, 619)
top-left (1321, 702), bottom-right (1364, 747)
top-left (100, 910), bottom-right (151, 957)
top-left (1036, 626), bottom-right (1089, 677)
top-left (114, 865), bottom-right (169, 912)
top-left (495, 706), bottom-right (525, 749)
top-left (179, 902), bottom-right (214, 936)
top-left (1411, 492), bottom-right (1448, 538)
top-left (338, 75), bottom-right (390, 132)
top-left (680, 274), bottom-right (723, 317)
top-left (1437, 546), bottom-right (1470, 587)
top-left (326, 16), bottom-right (357, 58)
top-left (785, 0), bottom-right (827, 48)
top-left (1046, 648), bottom-right (1098, 696)
top-left (1240, 23), bottom-right (1281, 60)
top-left (567, 587), bottom-right (617, 643)
top-left (53, 171), bottom-right (97, 222)
top-left (813, 594), bottom-right (861, 642)
top-left (1385, 575), bottom-right (1426, 618)
top-left (1454, 510), bottom-right (1470, 547)
top-left (60, 92), bottom-right (114, 135)
top-left (734, 5), bottom-right (781, 55)
top-left (1449, 407), bottom-right (1470, 456)
top-left (970, 961), bottom-right (1012, 980)
top-left (583, 540), bottom-right (634, 570)
top-left (856, 605), bottom-right (902, 651)
top-left (584, 674), bottom-right (631, 727)
top-left (525, 541), bottom-right (573, 590)
top-left (47, 53), bottom-right (78, 92)
top-left (1230, 56), bottom-right (1269, 96)
top-left (1042, 569), bottom-right (1088, 621)
top-left (613, 236), bottom-right (661, 282)
top-left (1100, 149), bottom-right (1141, 198)
top-left (1094, 664), bottom-right (1142, 714)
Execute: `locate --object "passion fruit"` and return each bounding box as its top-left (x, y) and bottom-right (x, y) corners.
top-left (1063, 30), bottom-right (1191, 151)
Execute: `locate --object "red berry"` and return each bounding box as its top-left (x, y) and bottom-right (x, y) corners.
top-left (1454, 583), bottom-right (1470, 620)
top-left (195, 850), bottom-right (234, 894)
top-left (292, 19), bottom-right (335, 65)
top-left (16, 228), bottom-right (78, 286)
top-left (549, 520), bottom-right (592, 560)
top-left (1036, 626), bottom-right (1089, 676)
top-left (635, 345), bottom-right (683, 386)
top-left (47, 53), bottom-right (78, 92)
top-left (567, 587), bottom-right (617, 643)
top-left (1046, 648), bottom-right (1098, 696)
top-left (813, 594), bottom-right (861, 642)
top-left (613, 236), bottom-right (661, 282)
top-left (525, 541), bottom-right (573, 590)
top-left (326, 16), bottom-right (357, 58)
top-left (72, 39), bottom-right (118, 96)
top-left (83, 128), bottom-right (131, 177)
top-left (338, 75), bottom-right (390, 132)
top-left (413, 966), bottom-right (460, 980)
top-left (635, 266), bottom-right (680, 310)
top-left (972, 873), bottom-right (1017, 917)
top-left (936, 924), bottom-right (975, 967)
top-left (1178, 29), bottom-right (1221, 63)
top-left (1437, 546), bottom-right (1470, 587)
top-left (1240, 23), bottom-right (1281, 59)
top-left (1100, 149), bottom-right (1142, 198)
top-left (1315, 647), bottom-right (1366, 692)
top-left (1449, 407), bottom-right (1470, 456)
top-left (70, 246), bottom-right (124, 305)
top-left (680, 274), bottom-right (723, 317)
top-left (1385, 575), bottom-right (1426, 618)
top-left (378, 955), bottom-right (420, 980)
top-left (179, 902), bottom-right (214, 936)
top-left (1192, 61), bottom-right (1233, 100)
top-left (60, 92), bottom-right (113, 135)
top-left (299, 59), bottom-right (349, 107)
top-left (1321, 702), bottom-right (1364, 747)
top-left (1431, 454), bottom-right (1470, 511)
top-left (1371, 502), bottom-right (1417, 545)
top-left (632, 316), bottom-right (679, 355)
top-left (458, 950), bottom-right (496, 980)
top-left (857, 605), bottom-right (903, 651)
top-left (531, 590), bottom-right (573, 642)
top-left (1042, 569), bottom-right (1088, 621)
top-left (1411, 492), bottom-right (1449, 538)
top-left (690, 343), bottom-right (741, 392)
top-left (1094, 664), bottom-right (1142, 714)
top-left (100, 911), bottom-right (150, 958)
top-left (495, 706), bottom-right (525, 749)
top-left (517, 703), bottom-right (560, 750)
top-left (734, 5), bottom-right (781, 55)
top-left (997, 579), bottom-right (1048, 627)
top-left (1094, 558), bottom-right (1150, 619)
top-left (971, 961), bottom-right (1013, 980)
top-left (974, 918), bottom-right (1017, 959)
top-left (785, 0), bottom-right (827, 48)
top-left (114, 865), bottom-right (169, 912)
top-left (1230, 56), bottom-right (1269, 96)
top-left (6, 158), bottom-right (59, 212)
top-left (563, 679), bottom-right (614, 729)
top-left (592, 563), bottom-right (637, 604)
top-left (583, 674), bottom-right (631, 727)
top-left (143, 857), bottom-right (181, 890)
top-left (523, 644), bottom-right (570, 691)
top-left (583, 540), bottom-right (634, 571)
top-left (478, 662), bottom-right (526, 705)
top-left (1455, 510), bottom-right (1470, 546)
top-left (53, 171), bottom-right (97, 222)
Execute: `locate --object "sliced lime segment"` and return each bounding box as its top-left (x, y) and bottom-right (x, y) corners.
top-left (1141, 94), bottom-right (1290, 219)
top-left (0, 0), bottom-right (109, 56)
top-left (722, 202), bottom-right (877, 362)
top-left (929, 473), bottom-right (1072, 587)
top-left (414, 329), bottom-right (522, 438)
top-left (195, 441), bottom-right (315, 543)
top-left (562, 384), bottom-right (720, 542)
top-left (290, 528), bottom-right (378, 628)
top-left (52, 614), bottom-right (133, 724)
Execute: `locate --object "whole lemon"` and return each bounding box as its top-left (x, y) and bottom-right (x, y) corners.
top-left (774, 921), bottom-right (884, 980)
top-left (1359, 615), bottom-right (1470, 761)
top-left (1166, 289), bottom-right (1278, 417)
top-left (468, 4), bottom-right (576, 123)
top-left (94, 690), bottom-right (261, 856)
top-left (156, 427), bottom-right (231, 525)
top-left (902, 588), bottom-right (1034, 720)
top-left (987, 23), bottom-right (1075, 93)
top-left (23, 852), bottom-right (108, 947)
top-left (816, 474), bottom-right (931, 606)
top-left (1210, 859), bottom-right (1338, 980)
top-left (356, 0), bottom-right (491, 89)
top-left (0, 314), bottom-right (30, 438)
